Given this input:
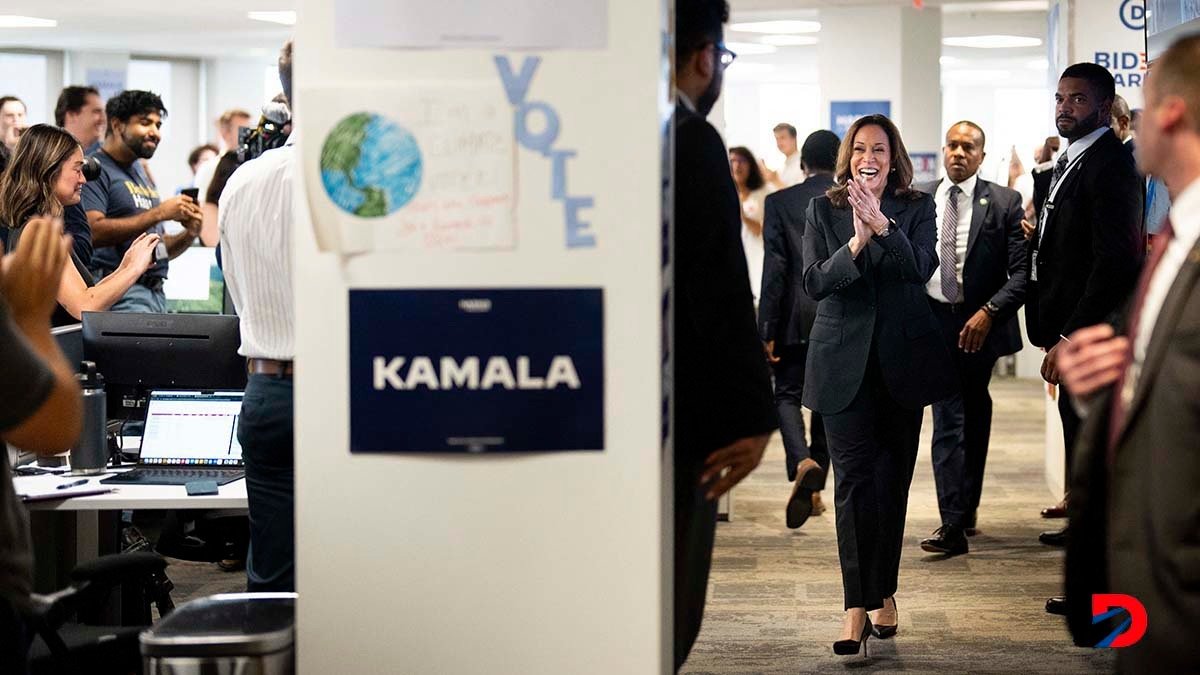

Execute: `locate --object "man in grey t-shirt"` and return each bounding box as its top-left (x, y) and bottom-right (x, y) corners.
top-left (0, 216), bottom-right (83, 672)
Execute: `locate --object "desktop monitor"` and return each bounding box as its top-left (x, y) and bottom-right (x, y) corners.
top-left (81, 312), bottom-right (247, 421)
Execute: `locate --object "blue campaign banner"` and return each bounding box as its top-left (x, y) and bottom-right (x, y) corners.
top-left (830, 100), bottom-right (892, 138)
top-left (349, 288), bottom-right (604, 453)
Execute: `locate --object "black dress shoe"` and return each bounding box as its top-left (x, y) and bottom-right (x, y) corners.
top-left (1045, 596), bottom-right (1067, 615)
top-left (1041, 499), bottom-right (1069, 518)
top-left (920, 524), bottom-right (968, 556)
top-left (786, 460), bottom-right (825, 529)
top-left (833, 616), bottom-right (873, 656)
top-left (1039, 527), bottom-right (1068, 546)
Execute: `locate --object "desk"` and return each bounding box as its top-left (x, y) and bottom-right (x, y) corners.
top-left (17, 473), bottom-right (248, 511)
top-left (15, 470), bottom-right (248, 595)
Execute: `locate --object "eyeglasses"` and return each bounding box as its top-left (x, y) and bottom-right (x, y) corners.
top-left (715, 43), bottom-right (737, 67)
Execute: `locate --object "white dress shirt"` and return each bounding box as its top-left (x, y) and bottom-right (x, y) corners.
top-left (927, 172), bottom-right (978, 303)
top-left (1047, 125), bottom-right (1108, 204)
top-left (741, 185), bottom-right (774, 303)
top-left (1126, 177), bottom-right (1200, 395)
top-left (218, 133), bottom-right (297, 360)
top-left (779, 152), bottom-right (804, 187)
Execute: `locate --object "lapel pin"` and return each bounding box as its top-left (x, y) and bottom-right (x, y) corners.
top-left (978, 197), bottom-right (988, 206)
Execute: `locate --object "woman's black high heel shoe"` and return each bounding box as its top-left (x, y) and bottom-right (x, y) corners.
top-left (833, 616), bottom-right (873, 656)
top-left (873, 597), bottom-right (898, 639)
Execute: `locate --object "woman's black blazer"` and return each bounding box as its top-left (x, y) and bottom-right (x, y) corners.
top-left (800, 191), bottom-right (955, 414)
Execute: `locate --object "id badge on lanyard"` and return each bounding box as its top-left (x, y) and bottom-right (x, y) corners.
top-left (1031, 202), bottom-right (1053, 283)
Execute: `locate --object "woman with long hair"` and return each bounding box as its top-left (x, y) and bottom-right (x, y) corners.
top-left (729, 145), bottom-right (774, 302)
top-left (801, 114), bottom-right (954, 655)
top-left (0, 124), bottom-right (158, 325)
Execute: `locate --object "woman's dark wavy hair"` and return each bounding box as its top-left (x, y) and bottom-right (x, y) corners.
top-left (826, 114), bottom-right (921, 207)
top-left (728, 146), bottom-right (765, 191)
top-left (0, 124), bottom-right (79, 230)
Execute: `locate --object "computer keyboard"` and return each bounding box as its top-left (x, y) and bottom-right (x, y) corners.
top-left (102, 468), bottom-right (245, 486)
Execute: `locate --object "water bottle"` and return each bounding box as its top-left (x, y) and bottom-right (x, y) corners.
top-left (71, 361), bottom-right (109, 475)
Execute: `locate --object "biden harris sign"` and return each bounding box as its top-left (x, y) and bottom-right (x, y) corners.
top-left (349, 288), bottom-right (604, 453)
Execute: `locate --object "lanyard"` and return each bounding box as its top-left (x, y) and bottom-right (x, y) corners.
top-left (1038, 148), bottom-right (1091, 247)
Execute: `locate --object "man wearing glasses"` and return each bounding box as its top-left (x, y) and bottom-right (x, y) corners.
top-left (672, 1), bottom-right (774, 671)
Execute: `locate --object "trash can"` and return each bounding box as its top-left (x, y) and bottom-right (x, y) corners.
top-left (140, 592), bottom-right (296, 675)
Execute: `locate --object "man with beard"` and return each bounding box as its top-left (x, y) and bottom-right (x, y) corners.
top-left (82, 90), bottom-right (202, 312)
top-left (1025, 63), bottom-right (1143, 580)
top-left (673, 0), bottom-right (777, 669)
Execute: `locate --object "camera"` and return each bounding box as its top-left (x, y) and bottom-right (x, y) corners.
top-left (82, 155), bottom-right (102, 181)
top-left (236, 101), bottom-right (291, 164)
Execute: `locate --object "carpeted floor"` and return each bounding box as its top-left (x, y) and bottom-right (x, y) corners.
top-left (681, 378), bottom-right (1114, 673)
top-left (163, 378), bottom-right (1113, 672)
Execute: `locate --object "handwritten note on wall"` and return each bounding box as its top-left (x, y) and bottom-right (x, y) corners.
top-left (305, 82), bottom-right (516, 253)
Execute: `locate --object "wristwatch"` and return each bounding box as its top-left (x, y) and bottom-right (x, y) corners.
top-left (877, 217), bottom-right (896, 237)
top-left (983, 302), bottom-right (1000, 317)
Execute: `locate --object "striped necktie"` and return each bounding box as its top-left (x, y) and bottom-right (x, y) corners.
top-left (1039, 153), bottom-right (1070, 235)
top-left (939, 185), bottom-right (962, 303)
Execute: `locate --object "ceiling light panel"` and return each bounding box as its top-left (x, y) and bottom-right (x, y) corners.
top-left (0, 15), bottom-right (57, 28)
top-left (729, 20), bottom-right (820, 34)
top-left (943, 35), bottom-right (1043, 48)
top-left (247, 11), bottom-right (297, 26)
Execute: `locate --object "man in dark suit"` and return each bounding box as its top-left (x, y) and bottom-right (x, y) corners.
top-left (1025, 63), bottom-right (1144, 548)
top-left (759, 129), bottom-right (839, 529)
top-left (1112, 94), bottom-right (1136, 159)
top-left (1057, 35), bottom-right (1200, 671)
top-left (916, 121), bottom-right (1028, 555)
top-left (671, 1), bottom-right (777, 669)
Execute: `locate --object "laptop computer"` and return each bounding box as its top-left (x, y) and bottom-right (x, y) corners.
top-left (102, 390), bottom-right (246, 486)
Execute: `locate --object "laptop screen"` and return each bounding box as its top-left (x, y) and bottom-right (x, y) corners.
top-left (140, 390), bottom-right (245, 466)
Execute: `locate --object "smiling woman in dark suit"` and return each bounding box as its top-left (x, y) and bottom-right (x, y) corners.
top-left (801, 114), bottom-right (955, 655)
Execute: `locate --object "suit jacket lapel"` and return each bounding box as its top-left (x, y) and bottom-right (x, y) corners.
top-left (965, 180), bottom-right (990, 260)
top-left (881, 193), bottom-right (909, 224)
top-left (1119, 241), bottom-right (1200, 441)
top-left (832, 203), bottom-right (854, 247)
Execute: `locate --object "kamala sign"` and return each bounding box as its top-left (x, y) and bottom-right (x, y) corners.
top-left (349, 288), bottom-right (604, 453)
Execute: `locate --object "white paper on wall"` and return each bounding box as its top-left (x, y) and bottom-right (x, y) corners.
top-left (302, 81), bottom-right (516, 254)
top-left (334, 0), bottom-right (607, 50)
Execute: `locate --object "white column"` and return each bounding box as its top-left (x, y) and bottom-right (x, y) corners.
top-left (293, 1), bottom-right (670, 673)
top-left (817, 5), bottom-right (942, 155)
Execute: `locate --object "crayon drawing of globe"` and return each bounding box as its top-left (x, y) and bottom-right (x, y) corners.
top-left (320, 112), bottom-right (422, 218)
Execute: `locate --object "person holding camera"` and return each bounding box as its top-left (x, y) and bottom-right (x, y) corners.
top-left (0, 125), bottom-right (160, 325)
top-left (82, 90), bottom-right (201, 313)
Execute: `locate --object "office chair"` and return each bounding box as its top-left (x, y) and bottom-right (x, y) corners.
top-left (22, 551), bottom-right (175, 675)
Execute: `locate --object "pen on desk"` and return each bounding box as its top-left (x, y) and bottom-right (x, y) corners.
top-left (55, 479), bottom-right (89, 490)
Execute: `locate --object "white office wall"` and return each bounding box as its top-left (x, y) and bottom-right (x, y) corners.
top-left (941, 79), bottom-right (1055, 184)
top-left (204, 57), bottom-right (280, 148)
top-left (126, 58), bottom-right (201, 197)
top-left (723, 80), bottom-right (821, 171)
top-left (0, 52), bottom-right (54, 125)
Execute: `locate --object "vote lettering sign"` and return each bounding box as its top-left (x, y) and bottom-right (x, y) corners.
top-left (349, 288), bottom-right (604, 453)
